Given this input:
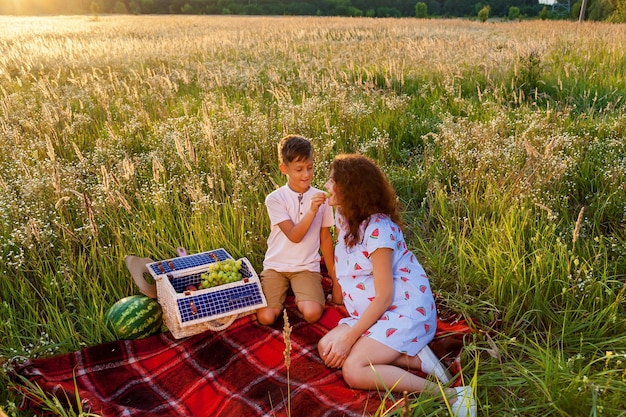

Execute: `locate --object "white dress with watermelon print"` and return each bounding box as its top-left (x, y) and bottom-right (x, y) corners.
top-left (335, 213), bottom-right (437, 356)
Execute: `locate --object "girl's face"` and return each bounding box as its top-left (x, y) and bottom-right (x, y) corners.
top-left (324, 172), bottom-right (339, 207)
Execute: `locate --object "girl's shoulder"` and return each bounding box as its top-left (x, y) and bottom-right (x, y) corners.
top-left (365, 213), bottom-right (397, 229)
top-left (363, 214), bottom-right (403, 240)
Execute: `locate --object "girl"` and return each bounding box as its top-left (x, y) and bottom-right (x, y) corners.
top-left (318, 154), bottom-right (475, 417)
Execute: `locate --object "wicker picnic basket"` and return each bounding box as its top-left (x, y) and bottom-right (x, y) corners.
top-left (125, 248), bottom-right (267, 339)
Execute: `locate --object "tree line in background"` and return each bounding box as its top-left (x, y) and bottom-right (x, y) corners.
top-left (1, 0), bottom-right (625, 23)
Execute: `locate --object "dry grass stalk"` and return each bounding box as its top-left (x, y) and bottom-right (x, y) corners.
top-left (122, 157), bottom-right (135, 181)
top-left (45, 134), bottom-right (56, 162)
top-left (572, 206), bottom-right (585, 247)
top-left (51, 165), bottom-right (61, 196)
top-left (152, 155), bottom-right (164, 183)
top-left (282, 309), bottom-right (292, 370)
top-left (100, 165), bottom-right (110, 193)
top-left (174, 135), bottom-right (192, 171)
top-left (534, 202), bottom-right (555, 220)
top-left (0, 172), bottom-right (8, 191)
top-left (400, 390), bottom-right (410, 417)
top-left (185, 133), bottom-right (197, 168)
top-left (523, 139), bottom-right (540, 159)
top-left (71, 142), bottom-right (85, 162)
top-left (28, 218), bottom-right (41, 242)
top-left (82, 191), bottom-right (98, 238)
top-left (115, 190), bottom-right (132, 214)
top-left (201, 103), bottom-right (216, 152)
top-left (282, 309), bottom-right (292, 416)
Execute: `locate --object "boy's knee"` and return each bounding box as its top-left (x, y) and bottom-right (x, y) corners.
top-left (256, 307), bottom-right (280, 325)
top-left (303, 310), bottom-right (322, 323)
top-left (301, 303), bottom-right (323, 323)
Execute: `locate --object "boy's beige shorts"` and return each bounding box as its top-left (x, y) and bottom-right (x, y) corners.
top-left (260, 269), bottom-right (325, 309)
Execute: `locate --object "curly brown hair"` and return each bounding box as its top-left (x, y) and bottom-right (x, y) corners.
top-left (330, 154), bottom-right (404, 247)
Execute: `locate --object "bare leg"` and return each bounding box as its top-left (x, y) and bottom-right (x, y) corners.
top-left (390, 352), bottom-right (423, 370)
top-left (318, 326), bottom-right (463, 407)
top-left (297, 300), bottom-right (323, 323)
top-left (256, 306), bottom-right (281, 325)
top-left (391, 347), bottom-right (452, 383)
top-left (341, 336), bottom-right (443, 393)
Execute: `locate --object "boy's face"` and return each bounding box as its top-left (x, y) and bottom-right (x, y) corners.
top-left (280, 157), bottom-right (314, 194)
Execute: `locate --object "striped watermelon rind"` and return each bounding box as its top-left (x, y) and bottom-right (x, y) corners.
top-left (105, 295), bottom-right (163, 340)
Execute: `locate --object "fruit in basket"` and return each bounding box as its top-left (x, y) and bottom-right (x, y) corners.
top-left (105, 295), bottom-right (163, 340)
top-left (199, 258), bottom-right (244, 289)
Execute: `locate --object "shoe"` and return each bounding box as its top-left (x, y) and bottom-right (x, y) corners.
top-left (451, 386), bottom-right (476, 417)
top-left (417, 345), bottom-right (452, 383)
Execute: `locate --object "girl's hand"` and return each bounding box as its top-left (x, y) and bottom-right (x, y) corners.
top-left (322, 342), bottom-right (347, 369)
top-left (322, 332), bottom-right (357, 368)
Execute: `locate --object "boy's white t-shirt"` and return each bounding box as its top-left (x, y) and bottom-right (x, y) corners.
top-left (263, 185), bottom-right (334, 273)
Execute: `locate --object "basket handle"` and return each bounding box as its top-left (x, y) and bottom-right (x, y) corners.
top-left (204, 314), bottom-right (239, 331)
top-left (124, 255), bottom-right (157, 299)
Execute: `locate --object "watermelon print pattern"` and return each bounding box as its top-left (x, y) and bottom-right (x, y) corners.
top-left (334, 213), bottom-right (437, 356)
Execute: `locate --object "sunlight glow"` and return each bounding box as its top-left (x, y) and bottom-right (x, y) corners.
top-left (1, 0), bottom-right (71, 15)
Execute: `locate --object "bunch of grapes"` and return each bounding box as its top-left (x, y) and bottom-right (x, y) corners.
top-left (199, 258), bottom-right (244, 289)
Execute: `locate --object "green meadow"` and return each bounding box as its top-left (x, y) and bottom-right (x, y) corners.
top-left (0, 15), bottom-right (625, 416)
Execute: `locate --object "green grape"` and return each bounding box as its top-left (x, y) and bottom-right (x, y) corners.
top-left (198, 258), bottom-right (244, 289)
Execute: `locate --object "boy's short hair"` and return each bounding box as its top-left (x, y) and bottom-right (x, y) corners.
top-left (279, 135), bottom-right (313, 165)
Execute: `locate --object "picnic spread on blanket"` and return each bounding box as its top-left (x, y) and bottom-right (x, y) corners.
top-left (11, 251), bottom-right (473, 417)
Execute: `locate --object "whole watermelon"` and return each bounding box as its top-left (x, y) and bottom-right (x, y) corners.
top-left (105, 295), bottom-right (163, 340)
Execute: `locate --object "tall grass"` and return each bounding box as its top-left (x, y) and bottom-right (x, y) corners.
top-left (1, 15), bottom-right (625, 416)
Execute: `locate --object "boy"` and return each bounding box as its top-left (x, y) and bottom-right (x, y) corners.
top-left (256, 135), bottom-right (337, 325)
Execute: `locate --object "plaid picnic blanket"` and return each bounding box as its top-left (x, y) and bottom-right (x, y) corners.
top-left (12, 299), bottom-right (471, 417)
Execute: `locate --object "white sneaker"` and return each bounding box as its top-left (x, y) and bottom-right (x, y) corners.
top-left (451, 386), bottom-right (476, 417)
top-left (417, 345), bottom-right (452, 383)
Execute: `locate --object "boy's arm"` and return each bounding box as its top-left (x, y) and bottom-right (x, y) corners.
top-left (277, 192), bottom-right (327, 243)
top-left (320, 226), bottom-right (342, 305)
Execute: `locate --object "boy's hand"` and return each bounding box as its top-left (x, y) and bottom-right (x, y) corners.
top-left (309, 192), bottom-right (327, 213)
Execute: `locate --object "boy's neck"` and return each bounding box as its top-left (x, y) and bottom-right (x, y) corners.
top-left (287, 184), bottom-right (310, 194)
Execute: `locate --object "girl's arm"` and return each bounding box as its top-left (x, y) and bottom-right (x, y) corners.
top-left (322, 248), bottom-right (394, 367)
top-left (342, 247), bottom-right (394, 343)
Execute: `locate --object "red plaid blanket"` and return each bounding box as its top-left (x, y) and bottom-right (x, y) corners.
top-left (13, 300), bottom-right (471, 417)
